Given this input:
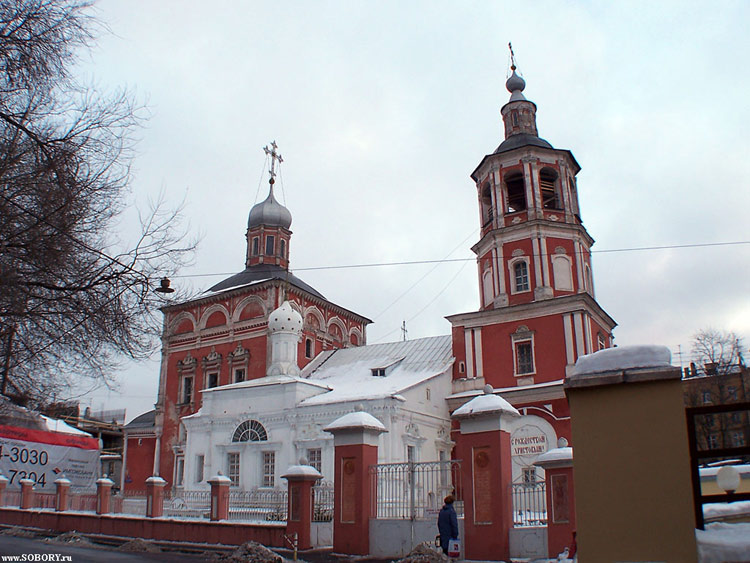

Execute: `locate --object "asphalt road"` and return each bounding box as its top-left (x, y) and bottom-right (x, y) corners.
top-left (0, 535), bottom-right (212, 562)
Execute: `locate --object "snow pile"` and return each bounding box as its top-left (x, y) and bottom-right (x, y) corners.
top-left (703, 500), bottom-right (750, 521)
top-left (396, 541), bottom-right (447, 563)
top-left (571, 345), bottom-right (672, 376)
top-left (48, 531), bottom-right (91, 545)
top-left (212, 541), bottom-right (282, 563)
top-left (696, 522), bottom-right (750, 562)
top-left (0, 526), bottom-right (36, 538)
top-left (118, 538), bottom-right (161, 552)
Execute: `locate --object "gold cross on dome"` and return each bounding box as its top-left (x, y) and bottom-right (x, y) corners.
top-left (264, 140), bottom-right (283, 180)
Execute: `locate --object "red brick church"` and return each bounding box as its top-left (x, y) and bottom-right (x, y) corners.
top-left (124, 60), bottom-right (615, 507)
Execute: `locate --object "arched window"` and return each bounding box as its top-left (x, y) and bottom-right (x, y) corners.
top-left (232, 420), bottom-right (268, 442)
top-left (505, 172), bottom-right (526, 213)
top-left (540, 168), bottom-right (561, 210)
top-left (513, 261), bottom-right (530, 292)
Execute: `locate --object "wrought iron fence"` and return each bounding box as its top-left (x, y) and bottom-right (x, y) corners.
top-left (161, 488), bottom-right (288, 522)
top-left (369, 460), bottom-right (462, 519)
top-left (312, 482), bottom-right (333, 522)
top-left (511, 482), bottom-right (547, 527)
top-left (0, 490), bottom-right (121, 512)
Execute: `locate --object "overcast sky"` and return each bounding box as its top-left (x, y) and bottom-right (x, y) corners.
top-left (74, 1), bottom-right (750, 421)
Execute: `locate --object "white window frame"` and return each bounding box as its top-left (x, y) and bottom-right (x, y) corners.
top-left (511, 326), bottom-right (536, 378)
top-left (262, 451), bottom-right (275, 488)
top-left (227, 452), bottom-right (240, 486)
top-left (206, 371), bottom-right (219, 389)
top-left (509, 258), bottom-right (531, 294)
top-left (307, 448), bottom-right (322, 473)
top-left (234, 368), bottom-right (246, 383)
top-left (181, 375), bottom-right (193, 405)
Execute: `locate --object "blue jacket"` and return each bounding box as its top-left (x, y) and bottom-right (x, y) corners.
top-left (437, 503), bottom-right (459, 550)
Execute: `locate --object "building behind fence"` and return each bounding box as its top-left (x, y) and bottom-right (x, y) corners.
top-left (369, 460), bottom-right (462, 519)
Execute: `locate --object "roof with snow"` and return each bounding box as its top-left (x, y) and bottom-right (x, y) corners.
top-left (299, 335), bottom-right (453, 406)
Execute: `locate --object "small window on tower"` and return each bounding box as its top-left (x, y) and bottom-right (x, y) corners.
top-left (540, 168), bottom-right (561, 210)
top-left (305, 337), bottom-right (313, 359)
top-left (515, 341), bottom-right (534, 375)
top-left (505, 172), bottom-right (526, 213)
top-left (513, 261), bottom-right (530, 293)
top-left (481, 183), bottom-right (493, 226)
top-left (265, 235), bottom-right (275, 256)
top-left (280, 239), bottom-right (286, 258)
top-left (252, 237), bottom-right (260, 256)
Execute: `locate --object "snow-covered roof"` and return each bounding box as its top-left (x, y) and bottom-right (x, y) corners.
top-left (571, 345), bottom-right (672, 376)
top-left (299, 335), bottom-right (453, 406)
top-left (452, 391), bottom-right (519, 418)
top-left (324, 411), bottom-right (387, 433)
top-left (40, 415), bottom-right (92, 436)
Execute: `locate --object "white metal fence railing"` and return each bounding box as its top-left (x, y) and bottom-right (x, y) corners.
top-left (369, 460), bottom-right (462, 519)
top-left (511, 482), bottom-right (547, 526)
top-left (312, 482), bottom-right (334, 522)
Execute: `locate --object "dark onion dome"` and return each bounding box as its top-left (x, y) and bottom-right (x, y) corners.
top-left (495, 133), bottom-right (553, 154)
top-left (505, 67), bottom-right (526, 96)
top-left (247, 186), bottom-right (292, 230)
top-left (207, 263), bottom-right (326, 300)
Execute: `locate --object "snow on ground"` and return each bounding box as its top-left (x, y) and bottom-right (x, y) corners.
top-left (696, 522), bottom-right (750, 562)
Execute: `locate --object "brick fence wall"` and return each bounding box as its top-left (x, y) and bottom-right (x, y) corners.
top-left (0, 508), bottom-right (287, 547)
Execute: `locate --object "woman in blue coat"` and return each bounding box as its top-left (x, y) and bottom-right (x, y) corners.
top-left (437, 495), bottom-right (459, 555)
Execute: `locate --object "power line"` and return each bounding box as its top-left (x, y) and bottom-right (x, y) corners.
top-left (171, 240), bottom-right (750, 280)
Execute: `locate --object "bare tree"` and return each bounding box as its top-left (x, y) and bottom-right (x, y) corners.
top-left (691, 328), bottom-right (746, 375)
top-left (0, 0), bottom-right (196, 407)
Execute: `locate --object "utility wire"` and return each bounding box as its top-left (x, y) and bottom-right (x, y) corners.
top-left (170, 240), bottom-right (750, 280)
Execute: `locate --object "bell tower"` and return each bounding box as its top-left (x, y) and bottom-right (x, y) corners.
top-left (447, 52), bottom-right (617, 456)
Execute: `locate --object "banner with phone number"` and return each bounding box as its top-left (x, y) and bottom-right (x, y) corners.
top-left (0, 424), bottom-right (99, 492)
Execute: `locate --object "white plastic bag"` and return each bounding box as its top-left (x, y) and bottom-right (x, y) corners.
top-left (447, 538), bottom-right (461, 558)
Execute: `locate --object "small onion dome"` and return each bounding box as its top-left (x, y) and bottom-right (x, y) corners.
top-left (247, 186), bottom-right (292, 230)
top-left (268, 300), bottom-right (303, 333)
top-left (506, 67), bottom-right (526, 94)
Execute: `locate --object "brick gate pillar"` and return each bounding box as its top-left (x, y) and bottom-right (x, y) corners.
top-left (55, 476), bottom-right (71, 512)
top-left (324, 411), bottom-right (387, 556)
top-left (565, 346), bottom-right (698, 562)
top-left (145, 475), bottom-right (167, 518)
top-left (282, 463), bottom-right (323, 550)
top-left (19, 478), bottom-right (35, 509)
top-left (534, 442), bottom-right (575, 558)
top-left (452, 385), bottom-right (520, 562)
top-left (96, 476), bottom-right (114, 514)
top-left (208, 473), bottom-right (231, 521)
top-left (0, 474), bottom-right (8, 505)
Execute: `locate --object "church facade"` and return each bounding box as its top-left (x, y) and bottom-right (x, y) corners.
top-left (124, 144), bottom-right (371, 490)
top-left (125, 62), bottom-right (615, 495)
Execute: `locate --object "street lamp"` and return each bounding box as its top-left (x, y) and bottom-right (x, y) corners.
top-left (154, 277), bottom-right (175, 294)
top-left (716, 466), bottom-right (741, 494)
